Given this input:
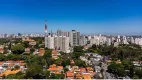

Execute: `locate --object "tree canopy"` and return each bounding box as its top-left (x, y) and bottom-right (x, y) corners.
top-left (11, 44), bottom-right (25, 54)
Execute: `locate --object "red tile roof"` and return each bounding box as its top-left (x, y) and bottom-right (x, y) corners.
top-left (86, 67), bottom-right (93, 71)
top-left (52, 49), bottom-right (58, 54)
top-left (0, 62), bottom-right (4, 65)
top-left (83, 74), bottom-right (91, 79)
top-left (80, 68), bottom-right (86, 73)
top-left (66, 71), bottom-right (74, 77)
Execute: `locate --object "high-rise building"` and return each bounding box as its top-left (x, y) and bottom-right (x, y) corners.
top-left (123, 36), bottom-right (129, 44)
top-left (54, 36), bottom-right (69, 52)
top-left (44, 20), bottom-right (48, 48)
top-left (79, 35), bottom-right (87, 46)
top-left (131, 37), bottom-right (135, 44)
top-left (63, 31), bottom-right (70, 37)
top-left (70, 30), bottom-right (80, 46)
top-left (117, 35), bottom-right (121, 43)
top-left (45, 35), bottom-right (54, 49)
top-left (57, 29), bottom-right (62, 36)
top-left (77, 32), bottom-right (80, 45)
top-left (62, 36), bottom-right (70, 52)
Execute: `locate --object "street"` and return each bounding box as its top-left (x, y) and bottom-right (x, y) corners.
top-left (101, 62), bottom-right (115, 79)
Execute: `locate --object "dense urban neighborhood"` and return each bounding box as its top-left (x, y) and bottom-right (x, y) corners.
top-left (0, 30), bottom-right (142, 79)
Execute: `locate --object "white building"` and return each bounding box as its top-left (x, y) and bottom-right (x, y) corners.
top-left (123, 36), bottom-right (129, 44)
top-left (54, 36), bottom-right (70, 52)
top-left (45, 35), bottom-right (54, 49)
top-left (135, 38), bottom-right (142, 46)
top-left (79, 35), bottom-right (87, 46)
top-left (70, 30), bottom-right (80, 46)
top-left (117, 35), bottom-right (121, 43)
top-left (89, 35), bottom-right (107, 46)
top-left (62, 36), bottom-right (70, 52)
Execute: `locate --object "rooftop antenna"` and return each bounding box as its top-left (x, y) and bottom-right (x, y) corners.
top-left (45, 19), bottom-right (48, 33)
top-left (51, 29), bottom-right (53, 36)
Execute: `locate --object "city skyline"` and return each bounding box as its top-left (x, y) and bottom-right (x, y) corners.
top-left (0, 0), bottom-right (142, 34)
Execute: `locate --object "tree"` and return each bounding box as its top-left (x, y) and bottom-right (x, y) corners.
top-left (23, 41), bottom-right (29, 48)
top-left (64, 67), bottom-right (69, 72)
top-left (6, 72), bottom-right (25, 79)
top-left (72, 52), bottom-right (83, 59)
top-left (11, 44), bottom-right (25, 54)
top-left (92, 44), bottom-right (97, 49)
top-left (135, 69), bottom-right (142, 79)
top-left (43, 71), bottom-right (50, 79)
top-left (0, 54), bottom-right (5, 61)
top-left (61, 59), bottom-right (70, 67)
top-left (129, 65), bottom-right (134, 78)
top-left (25, 62), bottom-right (43, 79)
top-left (50, 73), bottom-right (65, 79)
top-left (43, 50), bottom-right (52, 68)
top-left (75, 59), bottom-right (86, 67)
top-left (14, 65), bottom-right (20, 70)
top-left (30, 48), bottom-right (35, 53)
top-left (6, 74), bottom-right (16, 79)
top-left (50, 73), bottom-right (56, 79)
top-left (74, 46), bottom-right (83, 52)
top-left (108, 62), bottom-right (126, 77)
top-left (6, 54), bottom-right (22, 60)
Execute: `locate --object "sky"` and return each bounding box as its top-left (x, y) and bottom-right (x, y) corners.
top-left (0, 0), bottom-right (142, 34)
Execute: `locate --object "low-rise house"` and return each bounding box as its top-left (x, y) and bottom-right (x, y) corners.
top-left (94, 66), bottom-right (101, 73)
top-left (51, 49), bottom-right (60, 59)
top-left (83, 74), bottom-right (91, 80)
top-left (65, 71), bottom-right (74, 79)
top-left (15, 60), bottom-right (24, 63)
top-left (0, 47), bottom-right (4, 53)
top-left (20, 63), bottom-right (26, 69)
top-left (89, 72), bottom-right (96, 77)
top-left (0, 62), bottom-right (4, 74)
top-left (115, 60), bottom-right (121, 64)
top-left (133, 61), bottom-right (140, 66)
top-left (0, 60), bottom-right (27, 77)
top-left (80, 68), bottom-right (87, 74)
top-left (38, 48), bottom-right (45, 56)
top-left (0, 69), bottom-right (21, 77)
top-left (75, 73), bottom-right (82, 79)
top-left (105, 60), bottom-right (112, 63)
top-left (8, 64), bottom-right (15, 69)
top-left (80, 56), bottom-right (88, 62)
top-left (0, 62), bottom-right (4, 67)
top-left (70, 60), bottom-right (75, 65)
top-left (25, 48), bottom-right (30, 53)
top-left (29, 41), bottom-right (36, 46)
top-left (133, 61), bottom-right (142, 69)
top-left (86, 67), bottom-right (94, 73)
top-left (48, 64), bottom-right (63, 74)
top-left (23, 37), bottom-right (35, 42)
top-left (33, 49), bottom-right (39, 55)
top-left (83, 45), bottom-right (89, 51)
top-left (66, 65), bottom-right (95, 79)
top-left (71, 66), bottom-right (80, 73)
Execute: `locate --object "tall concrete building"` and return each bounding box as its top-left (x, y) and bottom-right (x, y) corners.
top-left (77, 32), bottom-right (80, 45)
top-left (123, 36), bottom-right (129, 44)
top-left (70, 30), bottom-right (80, 46)
top-left (44, 20), bottom-right (48, 48)
top-left (54, 36), bottom-right (69, 52)
top-left (45, 35), bottom-right (54, 49)
top-left (79, 35), bottom-right (87, 46)
top-left (63, 31), bottom-right (70, 37)
top-left (117, 35), bottom-right (121, 43)
top-left (57, 29), bottom-right (62, 36)
top-left (62, 36), bottom-right (70, 52)
top-left (131, 37), bottom-right (135, 44)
